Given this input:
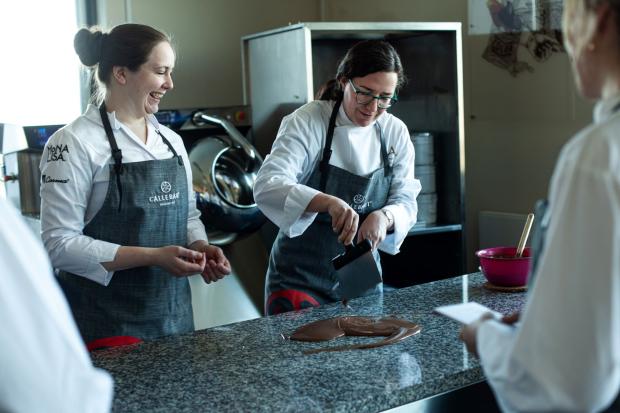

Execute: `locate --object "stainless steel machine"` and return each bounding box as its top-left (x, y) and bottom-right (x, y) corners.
top-left (155, 105), bottom-right (266, 245)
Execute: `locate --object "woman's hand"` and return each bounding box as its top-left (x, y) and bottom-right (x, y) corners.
top-left (326, 196), bottom-right (359, 245)
top-left (459, 312), bottom-right (496, 357)
top-left (307, 193), bottom-right (358, 244)
top-left (357, 210), bottom-right (389, 250)
top-left (151, 246), bottom-right (206, 276)
top-left (190, 241), bottom-right (232, 284)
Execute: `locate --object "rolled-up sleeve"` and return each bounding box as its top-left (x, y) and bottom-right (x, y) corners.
top-left (379, 124), bottom-right (421, 255)
top-left (40, 130), bottom-right (118, 285)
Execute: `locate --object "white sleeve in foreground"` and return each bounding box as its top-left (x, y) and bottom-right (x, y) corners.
top-left (0, 200), bottom-right (113, 413)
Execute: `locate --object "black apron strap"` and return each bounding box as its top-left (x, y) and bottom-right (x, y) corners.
top-left (155, 129), bottom-right (183, 166)
top-left (319, 98), bottom-right (342, 192)
top-left (99, 103), bottom-right (124, 212)
top-left (377, 121), bottom-right (392, 176)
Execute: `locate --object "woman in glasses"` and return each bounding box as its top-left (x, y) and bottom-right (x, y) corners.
top-left (254, 40), bottom-right (421, 315)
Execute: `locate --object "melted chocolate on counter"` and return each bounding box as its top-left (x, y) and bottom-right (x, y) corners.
top-left (289, 316), bottom-right (421, 355)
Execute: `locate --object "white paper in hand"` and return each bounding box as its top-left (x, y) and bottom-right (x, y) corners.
top-left (434, 302), bottom-right (501, 324)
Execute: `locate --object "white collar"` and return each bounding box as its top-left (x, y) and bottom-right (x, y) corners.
top-left (593, 95), bottom-right (620, 124)
top-left (85, 104), bottom-right (162, 131)
top-left (336, 101), bottom-right (384, 128)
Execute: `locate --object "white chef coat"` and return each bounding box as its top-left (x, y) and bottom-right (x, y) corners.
top-left (40, 104), bottom-right (207, 286)
top-left (0, 199), bottom-right (113, 413)
top-left (253, 100), bottom-right (421, 254)
top-left (477, 96), bottom-right (620, 413)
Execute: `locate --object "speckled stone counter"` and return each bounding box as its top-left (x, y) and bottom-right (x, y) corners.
top-left (91, 273), bottom-right (526, 412)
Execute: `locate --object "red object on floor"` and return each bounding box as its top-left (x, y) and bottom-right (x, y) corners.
top-left (266, 289), bottom-right (320, 315)
top-left (87, 336), bottom-right (143, 352)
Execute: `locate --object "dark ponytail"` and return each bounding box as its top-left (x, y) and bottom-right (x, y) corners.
top-left (73, 24), bottom-right (171, 103)
top-left (317, 40), bottom-right (406, 101)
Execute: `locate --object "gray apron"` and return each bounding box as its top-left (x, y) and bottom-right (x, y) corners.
top-left (57, 103), bottom-right (194, 344)
top-left (265, 99), bottom-right (393, 315)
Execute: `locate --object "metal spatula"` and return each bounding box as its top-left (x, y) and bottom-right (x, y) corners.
top-left (332, 239), bottom-right (382, 300)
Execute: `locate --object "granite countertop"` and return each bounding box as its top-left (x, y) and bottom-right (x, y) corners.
top-left (91, 273), bottom-right (526, 412)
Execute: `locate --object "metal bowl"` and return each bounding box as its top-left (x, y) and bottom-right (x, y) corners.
top-left (190, 136), bottom-right (266, 243)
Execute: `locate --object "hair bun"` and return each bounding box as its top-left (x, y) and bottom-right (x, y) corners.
top-left (74, 28), bottom-right (104, 66)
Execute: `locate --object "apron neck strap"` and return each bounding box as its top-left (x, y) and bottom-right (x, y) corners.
top-left (376, 121), bottom-right (391, 176)
top-left (99, 103), bottom-right (123, 174)
top-left (155, 129), bottom-right (183, 166)
top-left (319, 98), bottom-right (341, 192)
top-left (319, 100), bottom-right (391, 192)
top-left (99, 103), bottom-right (124, 211)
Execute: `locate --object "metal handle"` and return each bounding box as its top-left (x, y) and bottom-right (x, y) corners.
top-left (192, 111), bottom-right (261, 162)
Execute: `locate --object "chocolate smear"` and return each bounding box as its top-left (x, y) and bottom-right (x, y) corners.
top-left (290, 316), bottom-right (421, 355)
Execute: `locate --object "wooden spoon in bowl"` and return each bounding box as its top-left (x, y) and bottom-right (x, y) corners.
top-left (516, 213), bottom-right (535, 258)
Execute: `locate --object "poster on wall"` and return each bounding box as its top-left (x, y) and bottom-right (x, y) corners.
top-left (469, 0), bottom-right (565, 76)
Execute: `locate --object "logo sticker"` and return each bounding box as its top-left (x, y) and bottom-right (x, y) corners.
top-left (47, 144), bottom-right (69, 162)
top-left (387, 146), bottom-right (396, 168)
top-left (350, 193), bottom-right (372, 212)
top-left (161, 181), bottom-right (172, 193)
top-left (149, 180), bottom-right (179, 206)
top-left (42, 174), bottom-right (70, 184)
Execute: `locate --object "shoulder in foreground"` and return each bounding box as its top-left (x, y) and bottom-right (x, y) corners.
top-left (561, 116), bottom-right (620, 170)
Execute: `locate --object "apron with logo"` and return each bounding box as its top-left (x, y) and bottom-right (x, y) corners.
top-left (265, 99), bottom-right (394, 315)
top-left (57, 104), bottom-right (193, 343)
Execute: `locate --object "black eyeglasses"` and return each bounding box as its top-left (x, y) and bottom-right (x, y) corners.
top-left (348, 79), bottom-right (398, 109)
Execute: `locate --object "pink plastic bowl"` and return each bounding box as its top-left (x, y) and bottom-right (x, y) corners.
top-left (476, 246), bottom-right (531, 287)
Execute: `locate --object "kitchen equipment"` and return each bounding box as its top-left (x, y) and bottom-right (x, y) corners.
top-left (476, 246), bottom-right (531, 286)
top-left (2, 124), bottom-right (62, 215)
top-left (412, 132), bottom-right (434, 166)
top-left (516, 213), bottom-right (535, 257)
top-left (0, 123), bottom-right (28, 202)
top-left (332, 239), bottom-right (382, 300)
top-left (411, 132), bottom-right (437, 227)
top-left (157, 106), bottom-right (266, 245)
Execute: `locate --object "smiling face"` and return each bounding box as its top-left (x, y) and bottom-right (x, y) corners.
top-left (341, 71), bottom-right (398, 127)
top-left (125, 41), bottom-right (175, 115)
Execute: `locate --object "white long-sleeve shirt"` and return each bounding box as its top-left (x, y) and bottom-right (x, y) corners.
top-left (40, 104), bottom-right (208, 286)
top-left (253, 100), bottom-right (421, 254)
top-left (0, 199), bottom-right (113, 413)
top-left (477, 96), bottom-right (620, 413)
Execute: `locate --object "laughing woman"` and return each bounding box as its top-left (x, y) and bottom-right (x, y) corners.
top-left (40, 24), bottom-right (231, 347)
